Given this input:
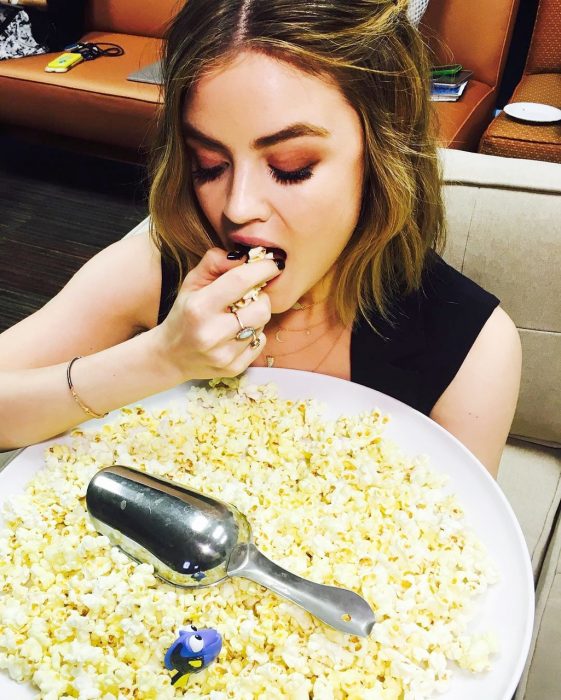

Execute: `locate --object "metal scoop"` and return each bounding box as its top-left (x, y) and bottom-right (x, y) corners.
top-left (86, 465), bottom-right (375, 637)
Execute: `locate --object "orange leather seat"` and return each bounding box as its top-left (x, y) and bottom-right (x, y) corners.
top-left (0, 0), bottom-right (520, 158)
top-left (428, 80), bottom-right (495, 150)
top-left (479, 0), bottom-right (561, 163)
top-left (0, 32), bottom-right (162, 154)
top-left (0, 0), bottom-right (178, 160)
top-left (420, 0), bottom-right (519, 150)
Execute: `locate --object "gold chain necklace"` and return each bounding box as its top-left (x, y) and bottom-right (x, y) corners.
top-left (265, 326), bottom-right (345, 370)
top-left (274, 313), bottom-right (335, 343)
top-left (291, 296), bottom-right (329, 311)
top-left (265, 296), bottom-right (335, 367)
top-left (265, 325), bottom-right (334, 366)
top-left (309, 327), bottom-right (346, 372)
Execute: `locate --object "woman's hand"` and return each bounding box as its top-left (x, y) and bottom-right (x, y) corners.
top-left (152, 248), bottom-right (281, 381)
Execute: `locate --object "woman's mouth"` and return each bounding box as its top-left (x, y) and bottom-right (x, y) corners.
top-left (231, 243), bottom-right (287, 265)
top-left (228, 244), bottom-right (286, 310)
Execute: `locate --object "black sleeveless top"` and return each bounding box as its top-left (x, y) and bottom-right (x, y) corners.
top-left (158, 252), bottom-right (500, 417)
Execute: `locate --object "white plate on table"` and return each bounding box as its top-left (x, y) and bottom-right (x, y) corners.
top-left (504, 101), bottom-right (561, 123)
top-left (0, 368), bottom-right (534, 700)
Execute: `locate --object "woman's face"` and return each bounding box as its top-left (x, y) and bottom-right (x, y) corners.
top-left (184, 50), bottom-right (364, 312)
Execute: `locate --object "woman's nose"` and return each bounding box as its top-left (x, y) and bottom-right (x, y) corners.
top-left (223, 163), bottom-right (271, 225)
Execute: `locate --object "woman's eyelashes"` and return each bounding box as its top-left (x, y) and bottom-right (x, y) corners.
top-left (269, 165), bottom-right (314, 185)
top-left (192, 163), bottom-right (225, 184)
top-left (191, 161), bottom-right (315, 185)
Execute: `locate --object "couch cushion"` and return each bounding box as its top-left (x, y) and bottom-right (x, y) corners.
top-left (431, 79), bottom-right (495, 150)
top-left (85, 0), bottom-right (181, 39)
top-left (524, 0), bottom-right (561, 73)
top-left (513, 504), bottom-right (561, 700)
top-left (440, 149), bottom-right (561, 447)
top-left (479, 73), bottom-right (561, 163)
top-left (420, 0), bottom-right (519, 89)
top-left (419, 0), bottom-right (519, 151)
top-left (0, 32), bottom-right (162, 151)
top-left (498, 439), bottom-right (561, 580)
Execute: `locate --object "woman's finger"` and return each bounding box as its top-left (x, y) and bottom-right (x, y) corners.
top-left (181, 247), bottom-right (245, 294)
top-left (226, 299), bottom-right (271, 342)
top-left (206, 327), bottom-right (265, 374)
top-left (226, 331), bottom-right (267, 376)
top-left (198, 258), bottom-right (281, 311)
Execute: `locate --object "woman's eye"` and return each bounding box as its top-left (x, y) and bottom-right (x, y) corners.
top-left (269, 165), bottom-right (314, 185)
top-left (192, 164), bottom-right (226, 184)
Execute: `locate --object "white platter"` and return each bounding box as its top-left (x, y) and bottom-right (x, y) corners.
top-left (504, 101), bottom-right (561, 123)
top-left (0, 368), bottom-right (534, 699)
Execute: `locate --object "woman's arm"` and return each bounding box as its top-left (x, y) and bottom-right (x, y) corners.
top-left (0, 233), bottom-right (278, 449)
top-left (429, 306), bottom-right (522, 479)
top-left (0, 233), bottom-right (171, 448)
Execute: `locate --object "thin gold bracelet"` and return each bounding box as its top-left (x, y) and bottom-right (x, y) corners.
top-left (66, 356), bottom-right (108, 419)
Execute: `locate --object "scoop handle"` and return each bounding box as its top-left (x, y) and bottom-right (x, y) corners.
top-left (228, 543), bottom-right (375, 637)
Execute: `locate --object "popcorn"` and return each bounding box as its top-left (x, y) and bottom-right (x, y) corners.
top-left (0, 379), bottom-right (499, 699)
top-left (230, 246), bottom-right (275, 310)
top-left (246, 246), bottom-right (275, 263)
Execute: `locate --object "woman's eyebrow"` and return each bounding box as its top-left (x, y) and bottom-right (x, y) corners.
top-left (183, 124), bottom-right (227, 151)
top-left (183, 122), bottom-right (330, 150)
top-left (254, 123), bottom-right (330, 148)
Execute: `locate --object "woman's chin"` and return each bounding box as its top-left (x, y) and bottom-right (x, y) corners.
top-left (266, 272), bottom-right (326, 314)
top-left (266, 279), bottom-right (302, 314)
top-left (269, 296), bottom-right (300, 315)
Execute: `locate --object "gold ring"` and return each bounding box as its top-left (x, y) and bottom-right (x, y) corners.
top-left (230, 308), bottom-right (245, 332)
top-left (236, 326), bottom-right (258, 341)
top-left (231, 308), bottom-right (257, 342)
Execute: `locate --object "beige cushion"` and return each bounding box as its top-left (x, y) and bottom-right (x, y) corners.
top-left (497, 440), bottom-right (560, 700)
top-left (497, 439), bottom-right (561, 580)
top-left (514, 508), bottom-right (561, 700)
top-left (440, 148), bottom-right (561, 447)
top-left (440, 148), bottom-right (561, 700)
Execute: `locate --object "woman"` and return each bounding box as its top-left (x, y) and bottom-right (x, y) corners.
top-left (0, 0), bottom-right (521, 478)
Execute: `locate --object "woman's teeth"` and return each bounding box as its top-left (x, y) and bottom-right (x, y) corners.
top-left (268, 247), bottom-right (287, 262)
top-left (228, 244), bottom-right (287, 265)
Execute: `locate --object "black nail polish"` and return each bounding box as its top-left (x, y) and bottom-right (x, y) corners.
top-left (227, 249), bottom-right (244, 260)
top-left (275, 259), bottom-right (285, 270)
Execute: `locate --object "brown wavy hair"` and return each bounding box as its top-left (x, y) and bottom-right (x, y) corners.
top-left (149, 0), bottom-right (445, 326)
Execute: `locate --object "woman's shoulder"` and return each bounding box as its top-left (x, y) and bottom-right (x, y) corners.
top-left (413, 252), bottom-right (501, 344)
top-left (419, 250), bottom-right (499, 311)
top-left (356, 251), bottom-right (500, 342)
top-left (110, 231), bottom-right (163, 328)
top-left (60, 230), bottom-right (163, 332)
top-left (351, 251), bottom-right (501, 415)
top-left (408, 251), bottom-right (500, 353)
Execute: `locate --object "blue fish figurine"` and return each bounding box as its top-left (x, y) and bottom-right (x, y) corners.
top-left (164, 625), bottom-right (222, 688)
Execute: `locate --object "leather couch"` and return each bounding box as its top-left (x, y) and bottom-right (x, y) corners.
top-left (0, 0), bottom-right (519, 161)
top-left (419, 0), bottom-right (519, 150)
top-left (1, 147), bottom-right (560, 697)
top-left (0, 0), bottom-right (179, 161)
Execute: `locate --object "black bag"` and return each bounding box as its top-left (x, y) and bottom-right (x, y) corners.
top-left (0, 6), bottom-right (49, 59)
top-left (0, 0), bottom-right (85, 61)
